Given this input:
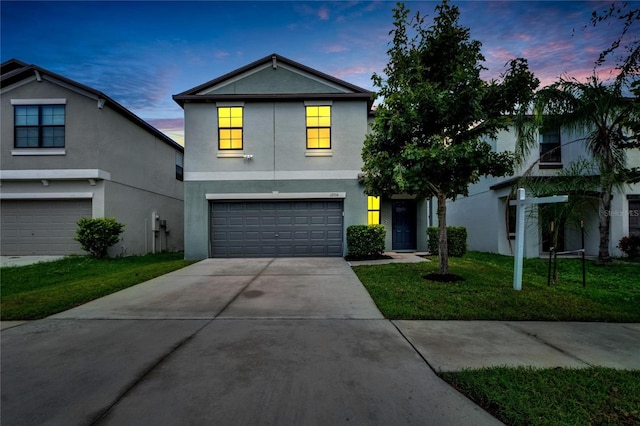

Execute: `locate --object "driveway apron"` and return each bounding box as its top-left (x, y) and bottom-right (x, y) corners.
top-left (1, 258), bottom-right (500, 426)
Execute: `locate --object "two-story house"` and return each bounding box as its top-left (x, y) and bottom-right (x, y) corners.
top-left (445, 125), bottom-right (640, 258)
top-left (1, 59), bottom-right (184, 256)
top-left (174, 54), bottom-right (430, 259)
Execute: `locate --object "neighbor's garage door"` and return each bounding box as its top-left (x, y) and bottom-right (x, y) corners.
top-left (1, 199), bottom-right (92, 255)
top-left (210, 200), bottom-right (343, 257)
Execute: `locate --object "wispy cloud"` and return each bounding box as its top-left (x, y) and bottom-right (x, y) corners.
top-left (323, 44), bottom-right (349, 53)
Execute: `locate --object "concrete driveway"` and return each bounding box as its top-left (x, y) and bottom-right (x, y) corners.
top-left (1, 258), bottom-right (499, 426)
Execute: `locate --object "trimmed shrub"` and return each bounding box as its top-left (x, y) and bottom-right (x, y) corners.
top-left (75, 217), bottom-right (125, 259)
top-left (618, 235), bottom-right (640, 259)
top-left (426, 226), bottom-right (467, 257)
top-left (347, 225), bottom-right (386, 258)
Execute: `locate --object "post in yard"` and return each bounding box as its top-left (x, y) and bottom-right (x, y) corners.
top-left (510, 188), bottom-right (568, 291)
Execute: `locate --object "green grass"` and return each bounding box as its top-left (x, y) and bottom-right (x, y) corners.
top-left (441, 367), bottom-right (640, 426)
top-left (1, 252), bottom-right (196, 320)
top-left (353, 251), bottom-right (640, 321)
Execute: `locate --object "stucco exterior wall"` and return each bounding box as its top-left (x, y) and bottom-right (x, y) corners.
top-left (1, 73), bottom-right (184, 256)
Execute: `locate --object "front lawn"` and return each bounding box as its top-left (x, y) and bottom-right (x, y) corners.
top-left (442, 367), bottom-right (640, 426)
top-left (1, 252), bottom-right (196, 320)
top-left (352, 251), bottom-right (640, 321)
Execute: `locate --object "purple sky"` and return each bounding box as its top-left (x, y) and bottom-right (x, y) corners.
top-left (2, 1), bottom-right (635, 144)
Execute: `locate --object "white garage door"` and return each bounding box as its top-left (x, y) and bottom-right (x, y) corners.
top-left (210, 200), bottom-right (344, 257)
top-left (1, 199), bottom-right (92, 255)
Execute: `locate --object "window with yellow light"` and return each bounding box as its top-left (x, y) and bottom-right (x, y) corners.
top-left (367, 196), bottom-right (381, 225)
top-left (218, 107), bottom-right (243, 150)
top-left (306, 105), bottom-right (331, 149)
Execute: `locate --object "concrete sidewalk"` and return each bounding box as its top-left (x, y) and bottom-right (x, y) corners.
top-left (1, 258), bottom-right (499, 426)
top-left (395, 320), bottom-right (640, 372)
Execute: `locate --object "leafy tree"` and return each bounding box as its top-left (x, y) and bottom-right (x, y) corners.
top-left (591, 2), bottom-right (639, 88)
top-left (362, 1), bottom-right (538, 275)
top-left (515, 75), bottom-right (640, 263)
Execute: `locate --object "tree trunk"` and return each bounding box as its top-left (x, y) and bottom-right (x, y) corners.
top-left (598, 188), bottom-right (613, 264)
top-left (437, 192), bottom-right (448, 275)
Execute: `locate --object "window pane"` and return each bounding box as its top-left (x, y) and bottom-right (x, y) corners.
top-left (307, 129), bottom-right (318, 149)
top-left (16, 128), bottom-right (39, 147)
top-left (368, 212), bottom-right (380, 225)
top-left (42, 105), bottom-right (65, 125)
top-left (231, 129), bottom-right (242, 139)
top-left (307, 116), bottom-right (319, 127)
top-left (230, 138), bottom-right (243, 149)
top-left (15, 106), bottom-right (39, 126)
top-left (368, 196), bottom-right (380, 210)
top-left (218, 108), bottom-right (231, 119)
top-left (219, 117), bottom-right (231, 127)
top-left (318, 116), bottom-right (331, 127)
top-left (318, 137), bottom-right (330, 149)
top-left (230, 116), bottom-right (242, 127)
top-left (230, 107), bottom-right (242, 118)
top-left (42, 127), bottom-right (65, 147)
top-left (219, 138), bottom-right (231, 149)
top-left (318, 106), bottom-right (331, 116)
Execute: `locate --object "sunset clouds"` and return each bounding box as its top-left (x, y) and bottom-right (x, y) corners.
top-left (1, 1), bottom-right (633, 143)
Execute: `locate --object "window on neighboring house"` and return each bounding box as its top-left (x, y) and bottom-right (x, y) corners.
top-left (176, 152), bottom-right (184, 181)
top-left (539, 126), bottom-right (561, 164)
top-left (306, 105), bottom-right (331, 149)
top-left (218, 107), bottom-right (243, 150)
top-left (14, 105), bottom-right (65, 148)
top-left (368, 196), bottom-right (381, 225)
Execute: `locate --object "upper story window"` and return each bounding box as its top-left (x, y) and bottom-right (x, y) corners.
top-left (306, 105), bottom-right (331, 149)
top-left (176, 152), bottom-right (184, 181)
top-left (14, 105), bottom-right (65, 148)
top-left (218, 106), bottom-right (243, 150)
top-left (539, 126), bottom-right (561, 165)
top-left (367, 196), bottom-right (381, 225)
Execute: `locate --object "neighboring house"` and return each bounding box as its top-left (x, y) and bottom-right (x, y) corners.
top-left (173, 53), bottom-right (430, 259)
top-left (446, 125), bottom-right (640, 258)
top-left (1, 59), bottom-right (184, 256)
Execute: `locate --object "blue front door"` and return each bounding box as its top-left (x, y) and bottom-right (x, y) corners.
top-left (392, 200), bottom-right (417, 251)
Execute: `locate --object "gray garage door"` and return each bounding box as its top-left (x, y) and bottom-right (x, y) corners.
top-left (210, 200), bottom-right (343, 257)
top-left (1, 199), bottom-right (92, 255)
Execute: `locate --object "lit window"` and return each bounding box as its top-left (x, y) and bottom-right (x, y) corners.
top-left (306, 105), bottom-right (331, 149)
top-left (14, 105), bottom-right (65, 148)
top-left (367, 196), bottom-right (380, 225)
top-left (218, 107), bottom-right (243, 150)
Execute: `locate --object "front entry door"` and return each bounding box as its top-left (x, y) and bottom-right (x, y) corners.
top-left (392, 200), bottom-right (417, 251)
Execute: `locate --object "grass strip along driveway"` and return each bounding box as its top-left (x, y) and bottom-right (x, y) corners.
top-left (354, 252), bottom-right (640, 426)
top-left (1, 252), bottom-right (195, 320)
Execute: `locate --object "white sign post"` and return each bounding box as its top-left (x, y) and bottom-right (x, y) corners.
top-left (509, 188), bottom-right (568, 291)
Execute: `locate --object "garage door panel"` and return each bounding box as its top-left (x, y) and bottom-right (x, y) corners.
top-left (210, 200), bottom-right (343, 257)
top-left (1, 200), bottom-right (91, 255)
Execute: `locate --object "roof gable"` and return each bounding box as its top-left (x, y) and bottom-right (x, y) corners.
top-left (173, 54), bottom-right (372, 108)
top-left (1, 59), bottom-right (182, 152)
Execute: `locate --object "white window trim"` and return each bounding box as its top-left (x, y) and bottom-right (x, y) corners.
top-left (305, 149), bottom-right (333, 157)
top-left (216, 151), bottom-right (245, 158)
top-left (11, 98), bottom-right (67, 105)
top-left (12, 148), bottom-right (66, 156)
top-left (304, 100), bottom-right (333, 106)
top-left (0, 192), bottom-right (93, 200)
